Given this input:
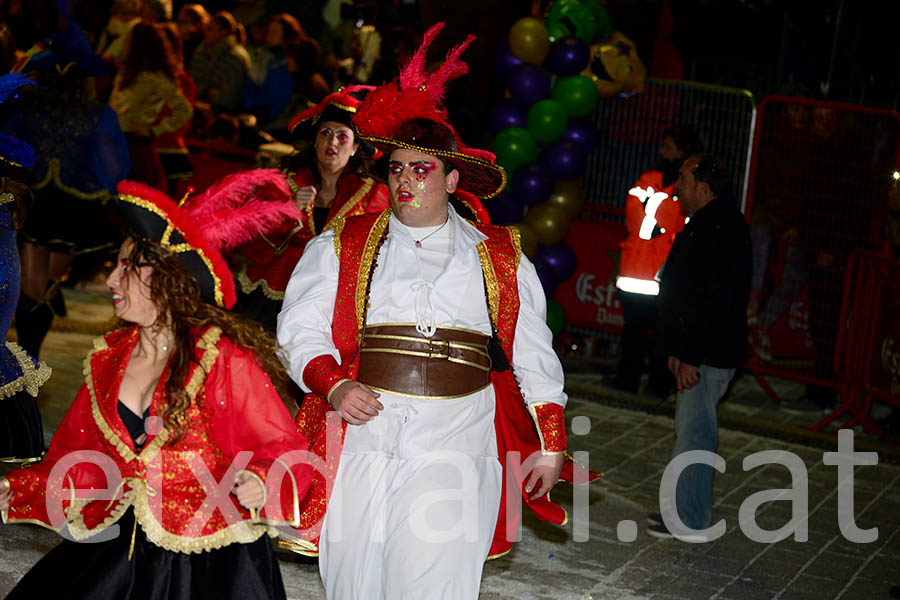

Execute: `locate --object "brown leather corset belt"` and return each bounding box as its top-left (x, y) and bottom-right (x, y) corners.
top-left (356, 324), bottom-right (492, 398)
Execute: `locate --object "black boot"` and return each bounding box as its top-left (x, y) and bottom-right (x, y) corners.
top-left (14, 294), bottom-right (54, 359)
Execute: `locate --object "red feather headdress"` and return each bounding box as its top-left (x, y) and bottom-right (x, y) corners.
top-left (353, 22), bottom-right (506, 201)
top-left (117, 171), bottom-right (300, 309)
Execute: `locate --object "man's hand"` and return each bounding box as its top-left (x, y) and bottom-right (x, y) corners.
top-left (524, 454), bottom-right (564, 501)
top-left (330, 380), bottom-right (383, 425)
top-left (668, 355), bottom-right (678, 375)
top-left (675, 360), bottom-right (700, 392)
top-left (231, 472), bottom-right (265, 510)
top-left (0, 477), bottom-right (10, 513)
top-left (294, 185), bottom-right (317, 210)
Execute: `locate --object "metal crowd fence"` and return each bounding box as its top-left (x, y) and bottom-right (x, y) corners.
top-left (816, 249), bottom-right (900, 434)
top-left (742, 96), bottom-right (900, 415)
top-left (581, 78), bottom-right (757, 223)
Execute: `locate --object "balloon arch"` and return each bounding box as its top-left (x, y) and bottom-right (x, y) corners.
top-left (485, 0), bottom-right (646, 336)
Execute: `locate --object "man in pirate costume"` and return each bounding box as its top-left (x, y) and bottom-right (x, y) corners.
top-left (277, 23), bottom-right (595, 599)
top-left (233, 89), bottom-right (389, 332)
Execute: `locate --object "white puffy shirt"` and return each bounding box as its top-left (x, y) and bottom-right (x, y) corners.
top-left (276, 206), bottom-right (566, 410)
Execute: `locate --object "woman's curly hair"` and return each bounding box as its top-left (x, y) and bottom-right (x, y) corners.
top-left (121, 235), bottom-right (289, 443)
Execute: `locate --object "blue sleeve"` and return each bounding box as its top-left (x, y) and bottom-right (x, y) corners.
top-left (91, 106), bottom-right (131, 193)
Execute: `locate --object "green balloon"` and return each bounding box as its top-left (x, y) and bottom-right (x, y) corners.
top-left (526, 99), bottom-right (569, 143)
top-left (552, 75), bottom-right (599, 118)
top-left (493, 126), bottom-right (539, 178)
top-left (546, 298), bottom-right (567, 335)
top-left (544, 0), bottom-right (613, 44)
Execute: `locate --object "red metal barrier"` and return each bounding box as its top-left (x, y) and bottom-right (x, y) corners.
top-left (814, 249), bottom-right (900, 434)
top-left (743, 96), bottom-right (900, 416)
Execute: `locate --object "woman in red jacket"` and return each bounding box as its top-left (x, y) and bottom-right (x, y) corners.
top-left (0, 181), bottom-right (313, 600)
top-left (234, 89), bottom-right (389, 331)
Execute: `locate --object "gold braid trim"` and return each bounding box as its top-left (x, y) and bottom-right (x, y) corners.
top-left (185, 326), bottom-right (221, 401)
top-left (236, 265), bottom-right (285, 300)
top-left (331, 215), bottom-right (346, 262)
top-left (65, 485), bottom-right (135, 541)
top-left (0, 342), bottom-right (52, 400)
top-left (355, 209), bottom-right (392, 335)
top-left (507, 224), bottom-right (522, 268)
top-left (86, 335), bottom-right (139, 464)
top-left (277, 537), bottom-right (319, 556)
top-left (33, 158), bottom-right (111, 201)
top-left (129, 478), bottom-right (268, 553)
top-left (476, 242), bottom-right (500, 328)
top-left (304, 202), bottom-right (316, 235)
top-left (324, 177), bottom-right (374, 232)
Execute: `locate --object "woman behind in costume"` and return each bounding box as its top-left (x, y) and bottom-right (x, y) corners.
top-left (109, 22), bottom-right (194, 192)
top-left (0, 181), bottom-right (313, 599)
top-left (0, 73), bottom-right (51, 464)
top-left (10, 19), bottom-right (130, 359)
top-left (233, 90), bottom-right (389, 331)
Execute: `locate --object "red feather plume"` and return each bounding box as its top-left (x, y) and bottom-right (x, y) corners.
top-left (353, 22), bottom-right (475, 140)
top-left (183, 168), bottom-right (299, 250)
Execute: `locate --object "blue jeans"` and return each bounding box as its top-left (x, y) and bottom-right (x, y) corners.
top-left (671, 365), bottom-right (735, 530)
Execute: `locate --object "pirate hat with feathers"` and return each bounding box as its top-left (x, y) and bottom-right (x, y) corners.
top-left (352, 22), bottom-right (506, 200)
top-left (117, 170), bottom-right (299, 309)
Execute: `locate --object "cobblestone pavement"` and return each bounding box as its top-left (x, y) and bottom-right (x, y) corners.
top-left (1, 289), bottom-right (898, 599)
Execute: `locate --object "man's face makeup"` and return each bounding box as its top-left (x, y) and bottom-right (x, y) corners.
top-left (389, 159), bottom-right (439, 208)
top-left (387, 148), bottom-right (457, 226)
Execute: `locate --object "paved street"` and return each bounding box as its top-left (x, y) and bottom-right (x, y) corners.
top-left (1, 288), bottom-right (898, 599)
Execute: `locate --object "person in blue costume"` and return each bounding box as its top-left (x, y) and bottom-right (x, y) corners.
top-left (8, 13), bottom-right (130, 359)
top-left (0, 73), bottom-right (51, 464)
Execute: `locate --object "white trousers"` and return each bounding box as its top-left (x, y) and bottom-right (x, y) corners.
top-left (318, 389), bottom-right (503, 600)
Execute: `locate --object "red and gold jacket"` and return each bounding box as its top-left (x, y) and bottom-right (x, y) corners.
top-left (285, 209), bottom-right (598, 559)
top-left (236, 168), bottom-right (389, 299)
top-left (617, 169), bottom-right (687, 296)
top-left (0, 326), bottom-right (315, 554)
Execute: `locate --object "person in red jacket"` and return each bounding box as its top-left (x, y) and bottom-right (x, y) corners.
top-left (233, 89), bottom-right (389, 332)
top-left (0, 181), bottom-right (313, 599)
top-left (613, 124), bottom-right (703, 396)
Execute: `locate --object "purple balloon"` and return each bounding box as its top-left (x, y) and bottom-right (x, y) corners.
top-left (545, 37), bottom-right (590, 76)
top-left (507, 64), bottom-right (551, 108)
top-left (541, 140), bottom-right (588, 180)
top-left (561, 117), bottom-right (599, 152)
top-left (494, 44), bottom-right (523, 81)
top-left (511, 162), bottom-right (554, 207)
top-left (489, 100), bottom-right (527, 133)
top-left (486, 190), bottom-right (524, 226)
top-left (534, 243), bottom-right (578, 282)
top-left (535, 260), bottom-right (559, 298)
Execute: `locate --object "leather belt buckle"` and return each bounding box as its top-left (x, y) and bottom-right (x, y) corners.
top-left (427, 339), bottom-right (450, 359)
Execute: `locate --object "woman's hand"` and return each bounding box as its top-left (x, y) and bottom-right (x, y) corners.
top-left (0, 477), bottom-right (10, 513)
top-left (231, 471), bottom-right (265, 510)
top-left (294, 185), bottom-right (317, 210)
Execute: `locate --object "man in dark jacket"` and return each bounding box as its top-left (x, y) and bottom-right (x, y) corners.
top-left (647, 153), bottom-right (752, 540)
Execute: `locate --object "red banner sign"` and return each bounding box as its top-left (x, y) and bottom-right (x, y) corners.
top-left (555, 220), bottom-right (626, 334)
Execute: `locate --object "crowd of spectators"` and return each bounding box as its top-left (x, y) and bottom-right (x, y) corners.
top-left (0, 0), bottom-right (414, 156)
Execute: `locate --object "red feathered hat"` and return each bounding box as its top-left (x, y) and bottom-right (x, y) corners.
top-left (117, 170), bottom-right (300, 309)
top-left (288, 87), bottom-right (377, 156)
top-left (352, 22), bottom-right (506, 200)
